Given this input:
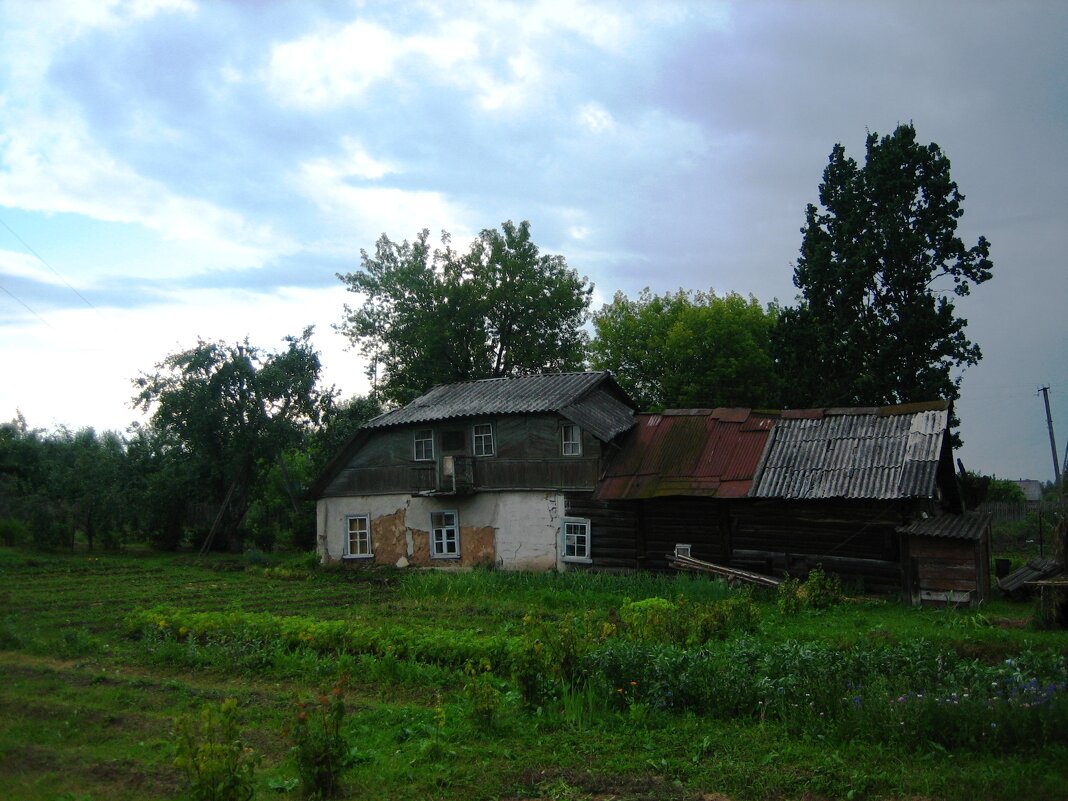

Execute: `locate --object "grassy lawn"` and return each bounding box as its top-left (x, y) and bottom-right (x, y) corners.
top-left (0, 547), bottom-right (1065, 801)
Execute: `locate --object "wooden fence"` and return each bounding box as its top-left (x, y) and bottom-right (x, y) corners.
top-left (979, 501), bottom-right (1063, 523)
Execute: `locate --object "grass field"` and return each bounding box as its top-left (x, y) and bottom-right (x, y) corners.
top-left (0, 547), bottom-right (1066, 801)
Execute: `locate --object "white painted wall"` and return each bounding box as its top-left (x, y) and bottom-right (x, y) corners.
top-left (316, 490), bottom-right (566, 570)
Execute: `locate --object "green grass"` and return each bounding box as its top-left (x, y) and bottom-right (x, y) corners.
top-left (0, 547), bottom-right (1066, 800)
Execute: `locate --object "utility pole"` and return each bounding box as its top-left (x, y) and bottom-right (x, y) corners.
top-left (1038, 385), bottom-right (1062, 487)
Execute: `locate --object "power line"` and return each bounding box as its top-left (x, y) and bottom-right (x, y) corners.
top-left (0, 282), bottom-right (52, 328)
top-left (0, 212), bottom-right (98, 313)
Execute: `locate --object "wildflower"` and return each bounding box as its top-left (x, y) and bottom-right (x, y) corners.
top-left (630, 681), bottom-right (638, 686)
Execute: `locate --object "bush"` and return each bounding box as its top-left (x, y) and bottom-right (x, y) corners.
top-left (463, 660), bottom-right (503, 726)
top-left (0, 517), bottom-right (29, 547)
top-left (173, 699), bottom-right (258, 801)
top-left (619, 595), bottom-right (760, 646)
top-left (777, 566), bottom-right (843, 614)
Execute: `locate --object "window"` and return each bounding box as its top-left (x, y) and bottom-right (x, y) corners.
top-left (561, 517), bottom-right (591, 563)
top-left (345, 515), bottom-right (372, 558)
top-left (561, 423), bottom-right (582, 456)
top-left (414, 429), bottom-right (434, 461)
top-left (674, 544), bottom-right (692, 558)
top-left (472, 423), bottom-right (494, 456)
top-left (430, 510), bottom-right (460, 558)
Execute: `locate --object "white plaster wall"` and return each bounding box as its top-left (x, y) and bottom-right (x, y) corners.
top-left (316, 491), bottom-right (563, 570)
top-left (491, 491), bottom-right (563, 571)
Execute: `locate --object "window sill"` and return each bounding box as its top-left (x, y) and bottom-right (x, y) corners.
top-left (430, 553), bottom-right (461, 560)
top-left (342, 554), bottom-right (374, 560)
top-left (562, 556), bottom-right (592, 564)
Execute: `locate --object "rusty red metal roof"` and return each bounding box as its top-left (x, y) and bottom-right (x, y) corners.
top-left (594, 408), bottom-right (777, 500)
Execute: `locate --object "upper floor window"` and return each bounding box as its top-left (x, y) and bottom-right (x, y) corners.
top-left (414, 429), bottom-right (434, 461)
top-left (345, 515), bottom-right (372, 558)
top-left (561, 424), bottom-right (582, 456)
top-left (472, 423), bottom-right (494, 457)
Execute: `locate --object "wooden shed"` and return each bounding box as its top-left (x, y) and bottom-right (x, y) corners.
top-left (899, 512), bottom-right (992, 606)
top-left (594, 402), bottom-right (985, 602)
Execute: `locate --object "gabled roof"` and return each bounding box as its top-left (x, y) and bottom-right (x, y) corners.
top-left (362, 371), bottom-right (635, 442)
top-left (307, 372), bottom-right (636, 499)
top-left (749, 402), bottom-right (950, 500)
top-left (595, 408), bottom-right (777, 501)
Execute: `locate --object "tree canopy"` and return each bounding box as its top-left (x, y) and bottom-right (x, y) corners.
top-left (774, 124), bottom-right (993, 411)
top-left (590, 288), bottom-right (780, 411)
top-left (337, 220), bottom-right (593, 405)
top-left (132, 328), bottom-right (334, 551)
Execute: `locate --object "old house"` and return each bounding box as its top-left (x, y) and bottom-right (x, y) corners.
top-left (309, 372), bottom-right (637, 570)
top-left (312, 374), bottom-right (989, 605)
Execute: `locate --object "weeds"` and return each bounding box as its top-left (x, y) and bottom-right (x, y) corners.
top-left (777, 566), bottom-right (844, 614)
top-left (285, 675), bottom-right (351, 799)
top-left (173, 698), bottom-right (258, 801)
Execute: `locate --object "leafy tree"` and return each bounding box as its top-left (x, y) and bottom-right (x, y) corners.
top-left (133, 329), bottom-right (334, 552)
top-left (984, 477), bottom-right (1027, 504)
top-left (774, 124), bottom-right (993, 412)
top-left (245, 394), bottom-right (382, 552)
top-left (590, 288), bottom-right (780, 411)
top-left (0, 419), bottom-right (131, 551)
top-left (337, 220), bottom-right (593, 405)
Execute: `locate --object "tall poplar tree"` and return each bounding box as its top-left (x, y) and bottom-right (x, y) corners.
top-left (775, 124), bottom-right (993, 411)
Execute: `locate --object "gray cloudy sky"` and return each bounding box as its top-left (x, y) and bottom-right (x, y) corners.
top-left (1, 1), bottom-right (1065, 482)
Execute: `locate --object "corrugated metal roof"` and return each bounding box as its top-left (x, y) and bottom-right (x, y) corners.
top-left (595, 408), bottom-right (777, 500)
top-left (898, 511), bottom-right (991, 541)
top-left (364, 372), bottom-right (629, 432)
top-left (560, 387), bottom-right (637, 443)
top-left (750, 403), bottom-right (949, 500)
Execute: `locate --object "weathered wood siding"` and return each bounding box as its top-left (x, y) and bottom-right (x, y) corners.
top-left (323, 414), bottom-right (604, 496)
top-left (565, 492), bottom-right (639, 570)
top-left (909, 535), bottom-right (988, 606)
top-left (728, 500), bottom-right (911, 593)
top-left (636, 498), bottom-right (730, 570)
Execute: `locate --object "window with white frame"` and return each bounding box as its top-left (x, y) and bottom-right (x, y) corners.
top-left (430, 510), bottom-right (460, 558)
top-left (414, 429), bottom-right (434, 461)
top-left (561, 423), bottom-right (582, 456)
top-left (345, 515), bottom-right (372, 558)
top-left (472, 423), bottom-right (494, 456)
top-left (561, 517), bottom-right (591, 562)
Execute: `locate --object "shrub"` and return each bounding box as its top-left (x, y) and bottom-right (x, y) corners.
top-left (463, 660), bottom-right (503, 726)
top-left (0, 517), bottom-right (29, 547)
top-left (618, 597), bottom-right (678, 643)
top-left (777, 567), bottom-right (843, 614)
top-left (241, 548), bottom-right (269, 567)
top-left (619, 595), bottom-right (760, 646)
top-left (285, 675), bottom-right (350, 799)
top-left (173, 698), bottom-right (258, 801)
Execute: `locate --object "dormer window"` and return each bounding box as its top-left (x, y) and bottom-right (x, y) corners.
top-left (414, 429), bottom-right (434, 461)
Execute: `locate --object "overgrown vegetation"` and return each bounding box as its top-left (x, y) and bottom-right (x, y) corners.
top-left (1, 549), bottom-right (1067, 800)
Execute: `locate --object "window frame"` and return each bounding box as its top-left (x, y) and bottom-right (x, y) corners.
top-left (413, 429), bottom-right (434, 461)
top-left (561, 423), bottom-right (582, 457)
top-left (472, 422), bottom-right (495, 457)
top-left (344, 514), bottom-right (373, 559)
top-left (430, 509), bottom-right (460, 559)
top-left (561, 517), bottom-right (592, 564)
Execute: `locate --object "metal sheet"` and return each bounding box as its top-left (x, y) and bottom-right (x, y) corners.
top-left (750, 402), bottom-right (949, 500)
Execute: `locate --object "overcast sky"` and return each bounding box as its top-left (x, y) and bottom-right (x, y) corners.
top-left (1, 0), bottom-right (1065, 482)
